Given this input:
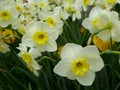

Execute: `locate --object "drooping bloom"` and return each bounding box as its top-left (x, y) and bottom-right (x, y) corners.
top-left (53, 43), bottom-right (104, 86)
top-left (82, 6), bottom-right (120, 42)
top-left (18, 44), bottom-right (41, 76)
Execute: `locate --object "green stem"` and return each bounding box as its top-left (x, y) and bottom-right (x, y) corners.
top-left (100, 49), bottom-right (120, 55)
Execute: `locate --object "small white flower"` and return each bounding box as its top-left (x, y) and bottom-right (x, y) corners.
top-left (53, 43), bottom-right (104, 86)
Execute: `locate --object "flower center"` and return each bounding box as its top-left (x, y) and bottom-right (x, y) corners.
top-left (71, 57), bottom-right (89, 76)
top-left (92, 18), bottom-right (100, 29)
top-left (16, 6), bottom-right (22, 12)
top-left (21, 53), bottom-right (32, 64)
top-left (33, 31), bottom-right (48, 45)
top-left (45, 17), bottom-right (56, 27)
top-left (0, 10), bottom-right (11, 21)
top-left (39, 2), bottom-right (45, 8)
top-left (66, 5), bottom-right (73, 13)
top-left (107, 0), bottom-right (116, 4)
top-left (83, 0), bottom-right (90, 5)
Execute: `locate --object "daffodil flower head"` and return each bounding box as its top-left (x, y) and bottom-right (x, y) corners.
top-left (18, 44), bottom-right (42, 76)
top-left (21, 21), bottom-right (59, 52)
top-left (53, 43), bottom-right (104, 86)
top-left (0, 1), bottom-right (19, 27)
top-left (38, 10), bottom-right (63, 30)
top-left (95, 0), bottom-right (119, 9)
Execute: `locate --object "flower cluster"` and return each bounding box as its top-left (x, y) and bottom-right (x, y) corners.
top-left (0, 0), bottom-right (120, 86)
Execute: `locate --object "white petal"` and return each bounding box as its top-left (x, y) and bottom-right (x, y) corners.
top-left (111, 21), bottom-right (120, 42)
top-left (79, 45), bottom-right (104, 71)
top-left (31, 59), bottom-right (41, 70)
top-left (29, 47), bottom-right (41, 58)
top-left (17, 44), bottom-right (27, 52)
top-left (82, 18), bottom-right (93, 31)
top-left (33, 70), bottom-right (39, 76)
top-left (53, 58), bottom-right (71, 77)
top-left (61, 43), bottom-right (82, 60)
top-left (21, 34), bottom-right (34, 47)
top-left (45, 40), bottom-right (57, 52)
top-left (48, 29), bottom-right (59, 40)
top-left (97, 30), bottom-right (111, 42)
top-left (67, 70), bottom-right (76, 80)
top-left (76, 70), bottom-right (95, 86)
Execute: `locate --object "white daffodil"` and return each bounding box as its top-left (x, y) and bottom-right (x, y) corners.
top-left (53, 43), bottom-right (104, 86)
top-left (76, 0), bottom-right (95, 11)
top-left (18, 44), bottom-right (42, 76)
top-left (96, 0), bottom-right (120, 9)
top-left (38, 10), bottom-right (63, 34)
top-left (63, 2), bottom-right (82, 21)
top-left (21, 21), bottom-right (59, 52)
top-left (14, 1), bottom-right (25, 14)
top-left (0, 1), bottom-right (19, 27)
top-left (38, 0), bottom-right (50, 10)
top-left (53, 6), bottom-right (69, 20)
top-left (82, 6), bottom-right (120, 42)
top-left (38, 10), bottom-right (63, 28)
top-left (82, 6), bottom-right (111, 33)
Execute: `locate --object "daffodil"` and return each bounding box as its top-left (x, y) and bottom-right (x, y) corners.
top-left (18, 44), bottom-right (42, 76)
top-left (63, 2), bottom-right (82, 21)
top-left (76, 0), bottom-right (95, 11)
top-left (0, 1), bottom-right (19, 27)
top-left (53, 6), bottom-right (69, 20)
top-left (38, 0), bottom-right (49, 10)
top-left (21, 21), bottom-right (59, 52)
top-left (38, 10), bottom-right (63, 34)
top-left (53, 43), bottom-right (104, 86)
top-left (82, 6), bottom-right (120, 42)
top-left (96, 0), bottom-right (120, 9)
